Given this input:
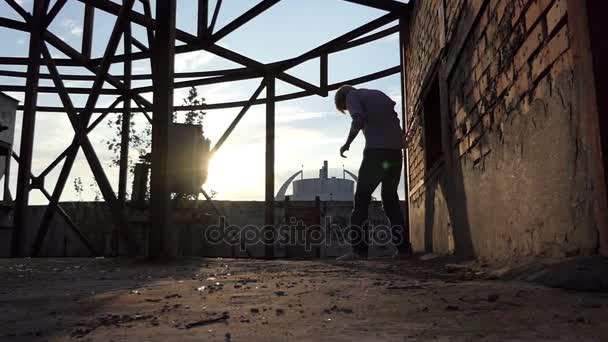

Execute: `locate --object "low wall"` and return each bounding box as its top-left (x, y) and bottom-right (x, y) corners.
top-left (0, 201), bottom-right (407, 258)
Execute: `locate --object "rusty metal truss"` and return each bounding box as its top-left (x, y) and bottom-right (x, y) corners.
top-left (0, 0), bottom-right (412, 258)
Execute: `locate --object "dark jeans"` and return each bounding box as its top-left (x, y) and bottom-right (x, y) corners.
top-left (350, 148), bottom-right (411, 256)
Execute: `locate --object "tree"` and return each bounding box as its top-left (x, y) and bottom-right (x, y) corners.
top-left (73, 177), bottom-right (84, 201)
top-left (104, 86), bottom-right (215, 199)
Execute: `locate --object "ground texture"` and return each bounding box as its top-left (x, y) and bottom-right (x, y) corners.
top-left (1, 257), bottom-right (607, 341)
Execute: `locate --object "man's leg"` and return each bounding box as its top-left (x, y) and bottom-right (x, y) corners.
top-left (380, 151), bottom-right (412, 254)
top-left (349, 151), bottom-right (383, 257)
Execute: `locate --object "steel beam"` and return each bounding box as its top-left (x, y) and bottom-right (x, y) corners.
top-left (12, 152), bottom-right (98, 256)
top-left (46, 0), bottom-right (68, 27)
top-left (212, 0), bottom-right (280, 43)
top-left (37, 98), bottom-right (123, 180)
top-left (340, 0), bottom-right (410, 12)
top-left (119, 18), bottom-right (132, 205)
top-left (149, 0), bottom-right (177, 259)
top-left (82, 3), bottom-right (95, 58)
top-left (21, 66), bottom-right (400, 113)
top-left (320, 54), bottom-right (328, 97)
top-left (13, 0), bottom-right (47, 257)
top-left (31, 0), bottom-right (138, 256)
top-left (398, 17), bottom-right (411, 244)
top-left (264, 75), bottom-right (275, 259)
top-left (209, 0), bottom-right (222, 34)
top-left (4, 0), bottom-right (30, 21)
top-left (197, 0), bottom-right (209, 39)
top-left (211, 79), bottom-right (266, 154)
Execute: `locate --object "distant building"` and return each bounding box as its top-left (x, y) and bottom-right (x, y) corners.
top-left (275, 161), bottom-right (356, 201)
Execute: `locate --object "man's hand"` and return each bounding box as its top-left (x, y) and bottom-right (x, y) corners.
top-left (340, 144), bottom-right (350, 158)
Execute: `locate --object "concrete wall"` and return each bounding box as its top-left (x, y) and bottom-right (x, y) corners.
top-left (405, 0), bottom-right (600, 260)
top-left (0, 93), bottom-right (17, 186)
top-left (0, 200), bottom-right (403, 258)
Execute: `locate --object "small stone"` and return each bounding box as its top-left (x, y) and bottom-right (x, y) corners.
top-left (487, 294), bottom-right (499, 302)
top-left (446, 306), bottom-right (459, 311)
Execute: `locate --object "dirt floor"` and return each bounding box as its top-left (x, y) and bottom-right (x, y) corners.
top-left (1, 257), bottom-right (607, 341)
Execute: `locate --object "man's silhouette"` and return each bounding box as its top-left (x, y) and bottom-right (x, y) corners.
top-left (334, 85), bottom-right (413, 260)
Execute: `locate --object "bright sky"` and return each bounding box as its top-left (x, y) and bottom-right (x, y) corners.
top-left (0, 0), bottom-right (407, 204)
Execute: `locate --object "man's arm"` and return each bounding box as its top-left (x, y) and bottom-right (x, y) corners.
top-left (340, 93), bottom-right (365, 157)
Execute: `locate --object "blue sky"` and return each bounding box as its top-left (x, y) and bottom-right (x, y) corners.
top-left (0, 0), bottom-right (407, 203)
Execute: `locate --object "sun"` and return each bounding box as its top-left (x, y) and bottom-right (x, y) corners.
top-left (205, 144), bottom-right (265, 199)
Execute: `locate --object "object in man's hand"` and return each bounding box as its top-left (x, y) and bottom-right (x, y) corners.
top-left (340, 144), bottom-right (349, 158)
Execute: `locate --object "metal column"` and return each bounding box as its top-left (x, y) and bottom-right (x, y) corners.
top-left (12, 0), bottom-right (47, 257)
top-left (118, 18), bottom-right (132, 205)
top-left (398, 17), bottom-right (411, 240)
top-left (264, 75), bottom-right (275, 259)
top-left (149, 0), bottom-right (177, 259)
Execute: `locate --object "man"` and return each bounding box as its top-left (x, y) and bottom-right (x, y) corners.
top-left (334, 85), bottom-right (413, 261)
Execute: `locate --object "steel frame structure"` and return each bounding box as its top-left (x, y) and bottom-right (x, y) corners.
top-left (0, 0), bottom-right (412, 258)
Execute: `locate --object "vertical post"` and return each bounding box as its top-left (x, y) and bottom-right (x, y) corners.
top-left (150, 0), bottom-right (177, 259)
top-left (82, 3), bottom-right (95, 58)
top-left (320, 53), bottom-right (328, 97)
top-left (117, 11), bottom-right (132, 255)
top-left (198, 0), bottom-right (209, 39)
top-left (119, 19), bottom-right (132, 205)
top-left (13, 0), bottom-right (47, 257)
top-left (264, 75), bottom-right (275, 259)
top-left (567, 0), bottom-right (608, 256)
top-left (398, 17), bottom-right (411, 242)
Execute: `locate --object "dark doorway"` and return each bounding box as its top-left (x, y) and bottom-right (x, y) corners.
top-left (586, 0), bottom-right (608, 204)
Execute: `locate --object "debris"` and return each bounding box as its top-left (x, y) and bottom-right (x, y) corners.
top-left (184, 312), bottom-right (229, 329)
top-left (487, 294), bottom-right (499, 302)
top-left (164, 294), bottom-right (181, 299)
top-left (420, 254), bottom-right (440, 261)
top-left (197, 286), bottom-right (206, 292)
top-left (250, 308), bottom-right (260, 314)
top-left (446, 306), bottom-right (460, 311)
top-left (274, 291), bottom-right (287, 296)
top-left (386, 285), bottom-right (423, 290)
top-left (276, 308), bottom-right (285, 316)
top-left (445, 264), bottom-right (474, 273)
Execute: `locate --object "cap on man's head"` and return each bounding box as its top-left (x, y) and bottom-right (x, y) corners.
top-left (334, 85), bottom-right (355, 113)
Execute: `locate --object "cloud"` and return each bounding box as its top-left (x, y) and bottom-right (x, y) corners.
top-left (175, 50), bottom-right (215, 73)
top-left (61, 19), bottom-right (83, 37)
top-left (275, 108), bottom-right (332, 124)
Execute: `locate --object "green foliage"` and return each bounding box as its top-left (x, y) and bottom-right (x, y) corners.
top-left (105, 86), bottom-right (205, 169)
top-left (73, 177), bottom-right (84, 202)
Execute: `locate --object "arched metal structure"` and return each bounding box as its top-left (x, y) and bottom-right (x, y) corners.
top-left (0, 0), bottom-right (412, 258)
top-left (275, 170), bottom-right (303, 201)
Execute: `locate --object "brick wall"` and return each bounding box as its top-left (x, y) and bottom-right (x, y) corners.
top-left (404, 0), bottom-right (598, 259)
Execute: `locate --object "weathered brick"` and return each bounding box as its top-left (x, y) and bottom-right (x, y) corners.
top-left (524, 0), bottom-right (552, 32)
top-left (549, 48), bottom-right (573, 81)
top-left (469, 144), bottom-right (482, 163)
top-left (546, 0), bottom-right (566, 35)
top-left (492, 102), bottom-right (506, 130)
top-left (531, 24), bottom-right (569, 82)
top-left (468, 123), bottom-right (483, 148)
top-left (459, 137), bottom-right (469, 157)
top-left (482, 112), bottom-right (493, 130)
top-left (455, 107), bottom-right (467, 127)
top-left (505, 65), bottom-right (530, 110)
top-left (497, 65), bottom-right (514, 97)
top-left (513, 23), bottom-right (545, 72)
